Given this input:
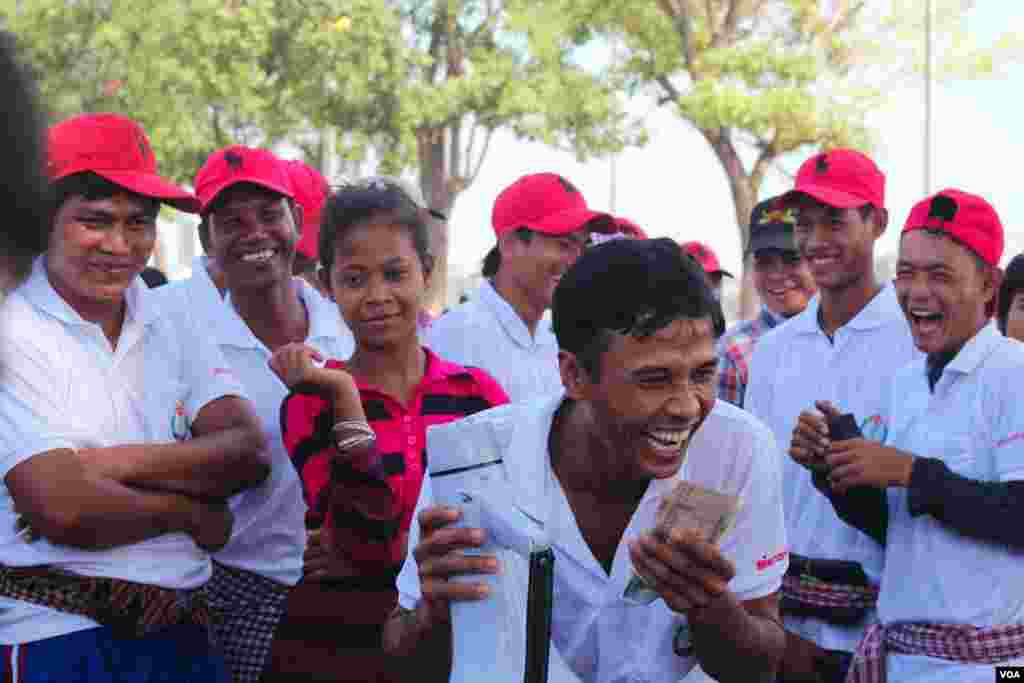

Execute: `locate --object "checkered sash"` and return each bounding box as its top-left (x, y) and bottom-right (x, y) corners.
top-left (846, 621), bottom-right (1024, 683)
top-left (782, 573), bottom-right (879, 610)
top-left (0, 564), bottom-right (211, 639)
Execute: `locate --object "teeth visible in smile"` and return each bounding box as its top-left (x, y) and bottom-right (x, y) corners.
top-left (646, 429), bottom-right (692, 450)
top-left (241, 249), bottom-right (274, 263)
top-left (910, 309), bottom-right (942, 322)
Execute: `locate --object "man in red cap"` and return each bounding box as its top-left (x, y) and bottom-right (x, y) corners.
top-left (286, 159), bottom-right (331, 296)
top-left (745, 149), bottom-right (919, 682)
top-left (425, 172), bottom-right (612, 402)
top-left (682, 240), bottom-right (733, 301)
top-left (0, 113), bottom-right (269, 682)
top-left (791, 190), bottom-right (1024, 681)
top-left (158, 146), bottom-right (354, 683)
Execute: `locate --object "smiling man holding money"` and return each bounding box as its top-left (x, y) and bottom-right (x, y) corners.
top-left (383, 237), bottom-right (788, 683)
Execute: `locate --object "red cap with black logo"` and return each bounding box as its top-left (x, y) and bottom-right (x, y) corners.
top-left (784, 149), bottom-right (885, 210)
top-left (903, 189), bottom-right (1003, 267)
top-left (194, 146), bottom-right (294, 214)
top-left (47, 113), bottom-right (199, 213)
top-left (681, 241), bottom-right (733, 279)
top-left (283, 160), bottom-right (329, 260)
top-left (491, 173), bottom-right (613, 237)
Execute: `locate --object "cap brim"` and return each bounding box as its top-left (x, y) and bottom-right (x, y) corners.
top-left (713, 270), bottom-right (734, 279)
top-left (529, 208), bottom-right (615, 236)
top-left (94, 169), bottom-right (200, 214)
top-left (199, 177), bottom-right (294, 214)
top-left (428, 209), bottom-right (447, 221)
top-left (783, 185), bottom-right (867, 210)
top-left (747, 228), bottom-right (796, 255)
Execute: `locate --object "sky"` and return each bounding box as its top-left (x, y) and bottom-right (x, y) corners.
top-left (441, 3), bottom-right (1024, 292)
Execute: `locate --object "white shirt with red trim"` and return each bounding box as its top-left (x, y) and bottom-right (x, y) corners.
top-left (397, 396), bottom-right (787, 683)
top-left (878, 324), bottom-right (1024, 682)
top-left (0, 258), bottom-right (247, 644)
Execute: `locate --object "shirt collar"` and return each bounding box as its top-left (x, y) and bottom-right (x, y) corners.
top-left (790, 282), bottom-right (901, 336)
top-left (21, 254), bottom-right (159, 329)
top-left (943, 323), bottom-right (1003, 378)
top-left (477, 279), bottom-right (555, 349)
top-left (348, 347), bottom-right (474, 397)
top-left (760, 305), bottom-right (784, 329)
top-left (220, 278), bottom-right (338, 350)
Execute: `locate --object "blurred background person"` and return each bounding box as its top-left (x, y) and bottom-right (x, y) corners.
top-left (682, 240), bottom-right (733, 300)
top-left (997, 253), bottom-right (1024, 342)
top-left (717, 197), bottom-right (816, 408)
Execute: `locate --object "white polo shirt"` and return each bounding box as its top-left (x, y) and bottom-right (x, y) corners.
top-left (155, 255), bottom-right (224, 324)
top-left (164, 276), bottom-right (355, 585)
top-left (876, 325), bottom-right (1024, 682)
top-left (0, 257), bottom-right (246, 644)
top-left (397, 396), bottom-right (788, 683)
top-left (744, 283), bottom-right (920, 652)
top-left (425, 280), bottom-right (562, 403)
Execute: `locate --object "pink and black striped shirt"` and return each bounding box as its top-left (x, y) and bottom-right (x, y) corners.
top-left (281, 348), bottom-right (509, 570)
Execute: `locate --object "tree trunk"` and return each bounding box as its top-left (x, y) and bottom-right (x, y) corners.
top-left (703, 129), bottom-right (760, 321)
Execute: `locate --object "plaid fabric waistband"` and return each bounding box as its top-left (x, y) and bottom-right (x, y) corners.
top-left (847, 621), bottom-right (1024, 683)
top-left (0, 564), bottom-right (211, 639)
top-left (782, 573), bottom-right (879, 610)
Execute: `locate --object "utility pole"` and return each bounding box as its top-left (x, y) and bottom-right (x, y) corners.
top-left (924, 0), bottom-right (933, 195)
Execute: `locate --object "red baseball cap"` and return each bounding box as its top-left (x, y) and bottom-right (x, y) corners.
top-left (194, 145), bottom-right (294, 214)
top-left (681, 241), bottom-right (733, 278)
top-left (491, 173), bottom-right (613, 238)
top-left (902, 189), bottom-right (1003, 267)
top-left (613, 216), bottom-right (648, 239)
top-left (784, 149), bottom-right (885, 210)
top-left (284, 160), bottom-right (329, 260)
top-left (47, 113), bottom-right (199, 213)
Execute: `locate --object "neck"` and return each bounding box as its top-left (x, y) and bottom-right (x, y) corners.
top-left (204, 258), bottom-right (227, 297)
top-left (231, 277), bottom-right (308, 351)
top-left (551, 400), bottom-right (650, 505)
top-left (818, 271), bottom-right (882, 336)
top-left (46, 264), bottom-right (127, 347)
top-left (347, 338), bottom-right (425, 402)
top-left (492, 270), bottom-right (545, 335)
top-left (929, 320), bottom-right (987, 366)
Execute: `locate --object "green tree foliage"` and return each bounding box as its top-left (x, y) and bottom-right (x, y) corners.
top-left (528, 0), bottom-right (1021, 316)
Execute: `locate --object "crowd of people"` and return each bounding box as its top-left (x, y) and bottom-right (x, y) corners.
top-left (0, 30), bottom-right (1022, 683)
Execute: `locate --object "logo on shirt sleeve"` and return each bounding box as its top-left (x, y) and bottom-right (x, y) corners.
top-left (859, 414), bottom-right (889, 443)
top-left (756, 548), bottom-right (788, 572)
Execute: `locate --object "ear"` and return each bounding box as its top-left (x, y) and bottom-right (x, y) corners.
top-left (559, 350), bottom-right (590, 400)
top-left (872, 207), bottom-right (889, 239)
top-left (290, 201), bottom-right (304, 238)
top-left (318, 264), bottom-right (336, 302)
top-left (984, 265), bottom-right (1003, 315)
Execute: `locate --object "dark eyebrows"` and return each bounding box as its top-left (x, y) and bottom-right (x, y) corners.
top-left (896, 259), bottom-right (953, 274)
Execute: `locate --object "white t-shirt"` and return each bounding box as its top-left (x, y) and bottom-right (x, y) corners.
top-left (158, 275), bottom-right (355, 585)
top-left (877, 325), bottom-right (1024, 682)
top-left (744, 283), bottom-right (920, 652)
top-left (425, 281), bottom-right (562, 403)
top-left (0, 258), bottom-right (246, 644)
top-left (397, 396), bottom-right (788, 683)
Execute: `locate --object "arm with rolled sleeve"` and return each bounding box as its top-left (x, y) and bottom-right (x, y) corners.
top-left (689, 419), bottom-right (787, 683)
top-left (0, 338), bottom-right (226, 551)
top-left (79, 316), bottom-right (269, 499)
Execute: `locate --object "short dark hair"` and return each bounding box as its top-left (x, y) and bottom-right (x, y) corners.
top-left (51, 172), bottom-right (161, 223)
top-left (998, 253), bottom-right (1024, 335)
top-left (481, 228), bottom-right (534, 277)
top-left (553, 238), bottom-right (725, 381)
top-left (0, 33), bottom-right (51, 280)
top-left (319, 183), bottom-right (433, 275)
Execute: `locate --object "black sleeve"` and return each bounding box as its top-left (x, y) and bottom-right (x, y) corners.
top-left (907, 457), bottom-right (1024, 549)
top-left (810, 471), bottom-right (888, 547)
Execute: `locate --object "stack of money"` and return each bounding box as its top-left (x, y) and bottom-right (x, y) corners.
top-left (624, 481), bottom-right (742, 604)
